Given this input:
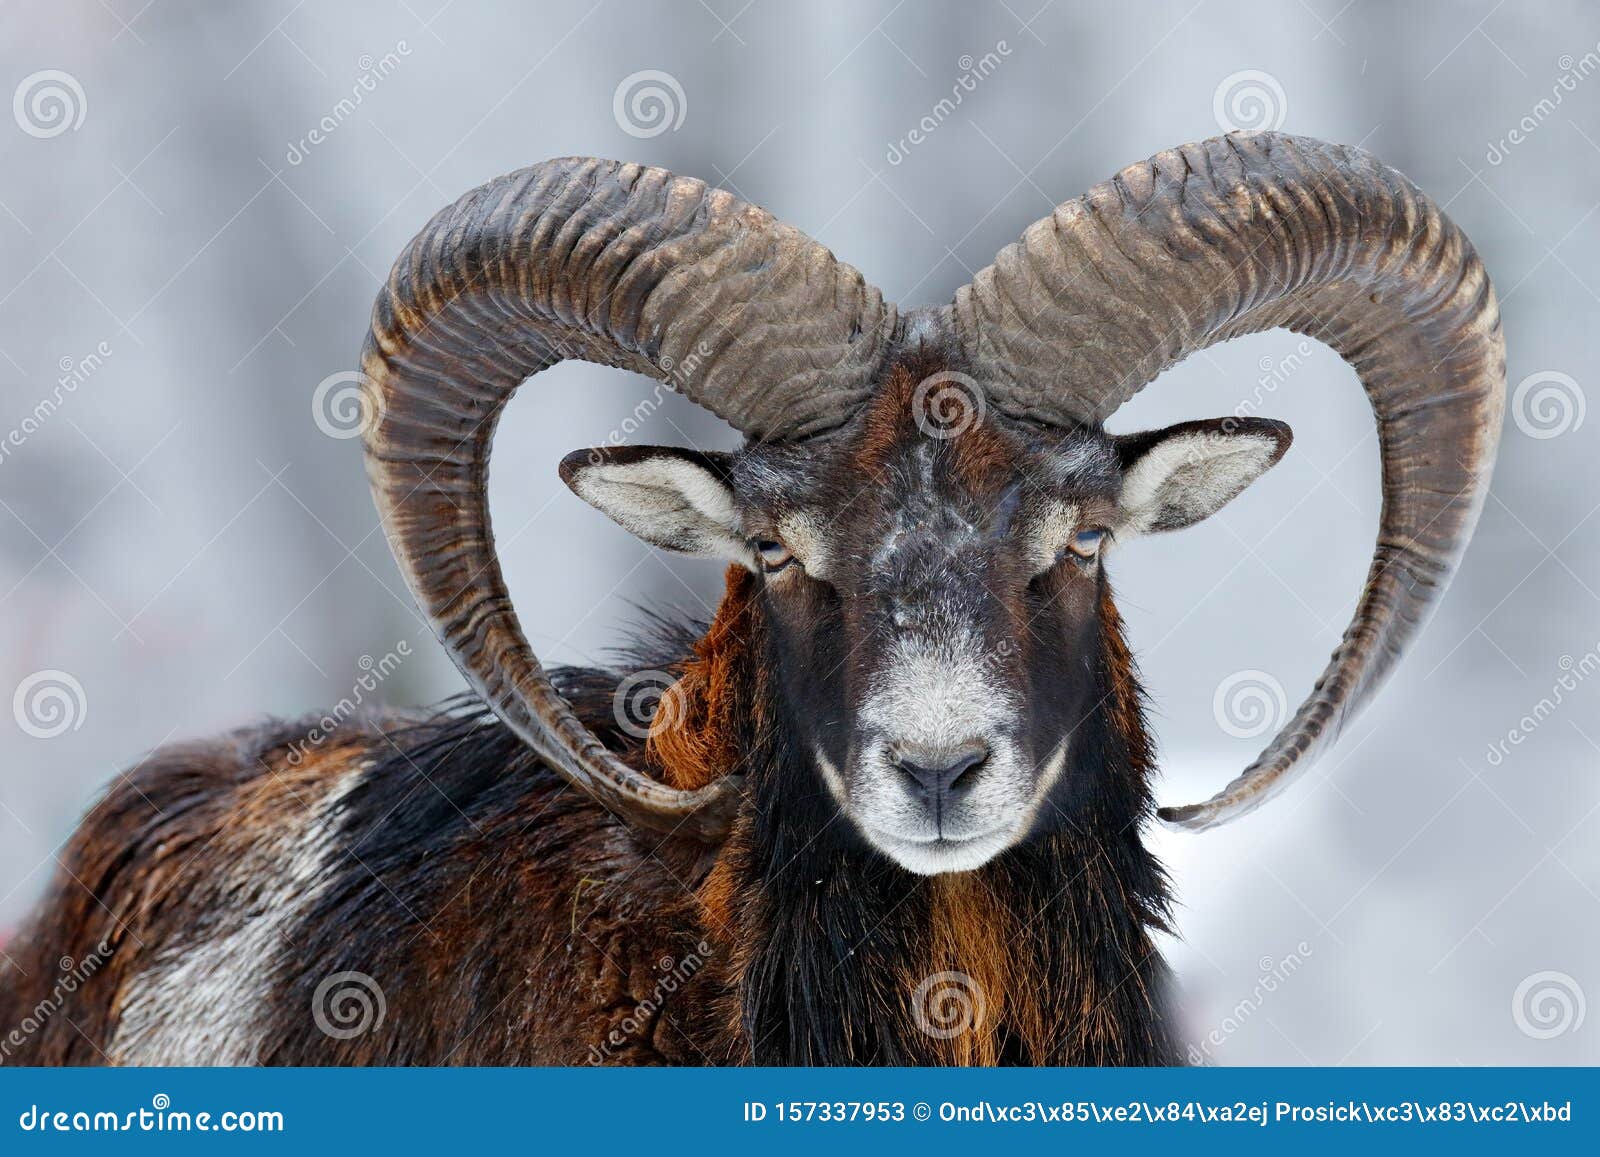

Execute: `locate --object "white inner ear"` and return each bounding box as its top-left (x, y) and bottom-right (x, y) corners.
top-left (1117, 432), bottom-right (1281, 537)
top-left (571, 457), bottom-right (750, 565)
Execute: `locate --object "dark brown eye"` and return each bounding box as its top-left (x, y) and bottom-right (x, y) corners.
top-left (1066, 528), bottom-right (1106, 561)
top-left (755, 540), bottom-right (795, 572)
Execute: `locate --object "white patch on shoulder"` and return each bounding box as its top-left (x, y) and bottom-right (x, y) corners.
top-left (109, 768), bottom-right (365, 1066)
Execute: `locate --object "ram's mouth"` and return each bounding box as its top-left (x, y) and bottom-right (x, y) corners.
top-left (862, 824), bottom-right (1017, 876)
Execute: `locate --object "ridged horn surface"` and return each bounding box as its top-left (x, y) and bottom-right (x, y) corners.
top-left (953, 131), bottom-right (1504, 830)
top-left (363, 157), bottom-right (895, 839)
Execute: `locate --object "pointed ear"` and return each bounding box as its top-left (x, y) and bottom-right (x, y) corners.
top-left (559, 445), bottom-right (751, 566)
top-left (1112, 417), bottom-right (1292, 536)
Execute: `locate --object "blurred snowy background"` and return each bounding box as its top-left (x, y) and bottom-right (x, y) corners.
top-left (1, 0), bottom-right (1596, 1063)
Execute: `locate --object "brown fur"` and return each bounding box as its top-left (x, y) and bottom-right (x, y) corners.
top-left (0, 573), bottom-right (1172, 1065)
top-left (850, 359), bottom-right (1015, 491)
top-left (0, 712), bottom-right (726, 1065)
top-left (0, 722), bottom-right (399, 1064)
top-left (1098, 582), bottom-right (1156, 792)
top-left (916, 874), bottom-right (1019, 1065)
top-left (647, 569), bottom-right (761, 793)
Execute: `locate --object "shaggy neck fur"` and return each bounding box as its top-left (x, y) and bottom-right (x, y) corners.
top-left (652, 568), bottom-right (1178, 1065)
top-left (0, 567), bottom-right (1175, 1066)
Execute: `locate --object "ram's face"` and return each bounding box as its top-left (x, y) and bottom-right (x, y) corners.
top-left (563, 361), bottom-right (1290, 874)
top-left (727, 373), bottom-right (1124, 874)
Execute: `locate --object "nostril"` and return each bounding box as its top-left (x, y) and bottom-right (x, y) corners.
top-left (887, 740), bottom-right (990, 797)
top-left (947, 746), bottom-right (987, 791)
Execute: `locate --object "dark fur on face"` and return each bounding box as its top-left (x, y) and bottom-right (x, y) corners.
top-left (698, 568), bottom-right (1176, 1064)
top-left (727, 344), bottom-right (1131, 875)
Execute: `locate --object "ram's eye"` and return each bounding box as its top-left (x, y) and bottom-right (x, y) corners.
top-left (755, 539), bottom-right (795, 573)
top-left (1066, 528), bottom-right (1106, 561)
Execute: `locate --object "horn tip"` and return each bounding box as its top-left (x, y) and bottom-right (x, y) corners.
top-left (1157, 802), bottom-right (1223, 833)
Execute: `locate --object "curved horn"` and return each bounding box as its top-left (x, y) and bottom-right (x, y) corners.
top-left (361, 158), bottom-right (895, 839)
top-left (952, 131), bottom-right (1504, 831)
